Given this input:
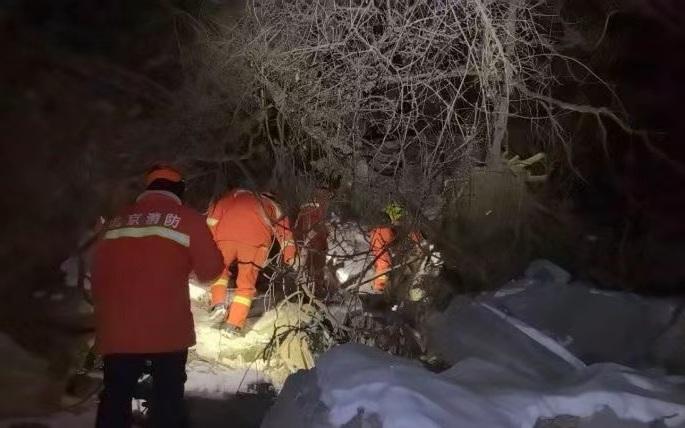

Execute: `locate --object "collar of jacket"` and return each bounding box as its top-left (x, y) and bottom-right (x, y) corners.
top-left (137, 190), bottom-right (182, 205)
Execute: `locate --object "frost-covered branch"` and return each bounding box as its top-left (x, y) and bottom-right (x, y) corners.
top-left (200, 0), bottom-right (629, 205)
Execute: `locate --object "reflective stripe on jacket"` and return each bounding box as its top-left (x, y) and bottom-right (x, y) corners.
top-left (92, 191), bottom-right (224, 354)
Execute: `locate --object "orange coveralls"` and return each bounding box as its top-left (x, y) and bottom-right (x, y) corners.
top-left (294, 192), bottom-right (330, 291)
top-left (207, 189), bottom-right (296, 328)
top-left (369, 227), bottom-right (423, 292)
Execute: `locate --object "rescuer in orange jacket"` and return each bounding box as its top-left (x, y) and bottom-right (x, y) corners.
top-left (294, 187), bottom-right (333, 294)
top-left (92, 165), bottom-right (224, 428)
top-left (206, 189), bottom-right (297, 334)
top-left (369, 202), bottom-right (423, 293)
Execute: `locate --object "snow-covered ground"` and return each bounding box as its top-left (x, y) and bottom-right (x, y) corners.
top-left (0, 343), bottom-right (270, 428)
top-left (0, 358), bottom-right (269, 428)
top-left (9, 236), bottom-right (685, 428)
top-left (265, 343), bottom-right (685, 428)
top-left (0, 283), bottom-right (273, 428)
top-left (263, 261), bottom-right (685, 428)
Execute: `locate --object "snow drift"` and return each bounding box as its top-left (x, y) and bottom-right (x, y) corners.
top-left (264, 344), bottom-right (685, 428)
top-left (263, 261), bottom-right (685, 428)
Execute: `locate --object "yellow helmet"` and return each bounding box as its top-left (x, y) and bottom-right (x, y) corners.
top-left (384, 201), bottom-right (404, 223)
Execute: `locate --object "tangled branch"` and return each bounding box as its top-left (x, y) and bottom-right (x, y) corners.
top-left (202, 0), bottom-right (629, 204)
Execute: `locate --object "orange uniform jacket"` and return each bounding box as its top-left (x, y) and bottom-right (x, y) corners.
top-left (92, 191), bottom-right (224, 355)
top-left (207, 189), bottom-right (296, 261)
top-left (369, 226), bottom-right (423, 291)
top-left (369, 226), bottom-right (395, 291)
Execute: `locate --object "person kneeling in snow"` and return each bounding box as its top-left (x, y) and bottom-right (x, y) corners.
top-left (91, 165), bottom-right (224, 428)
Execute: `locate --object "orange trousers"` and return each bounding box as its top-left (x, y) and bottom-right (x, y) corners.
top-left (373, 253), bottom-right (392, 292)
top-left (370, 227), bottom-right (394, 292)
top-left (210, 241), bottom-right (270, 329)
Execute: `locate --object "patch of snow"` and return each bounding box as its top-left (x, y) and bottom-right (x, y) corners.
top-left (479, 262), bottom-right (682, 368)
top-left (525, 259), bottom-right (572, 284)
top-left (264, 261), bottom-right (685, 428)
top-left (265, 343), bottom-right (685, 428)
top-left (493, 286), bottom-right (527, 298)
top-left (426, 297), bottom-right (579, 381)
top-left (186, 360), bottom-right (266, 398)
top-left (327, 217), bottom-right (375, 291)
top-left (188, 281), bottom-right (207, 303)
top-left (588, 288), bottom-right (622, 297)
top-left (479, 302), bottom-right (586, 370)
top-left (575, 408), bottom-right (656, 427)
top-left (335, 267), bottom-right (350, 283)
top-left (654, 307), bottom-right (685, 374)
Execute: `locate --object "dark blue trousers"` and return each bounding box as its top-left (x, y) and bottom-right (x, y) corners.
top-left (95, 350), bottom-right (188, 428)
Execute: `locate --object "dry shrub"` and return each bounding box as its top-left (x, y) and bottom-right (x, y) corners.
top-left (197, 0), bottom-right (630, 216)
